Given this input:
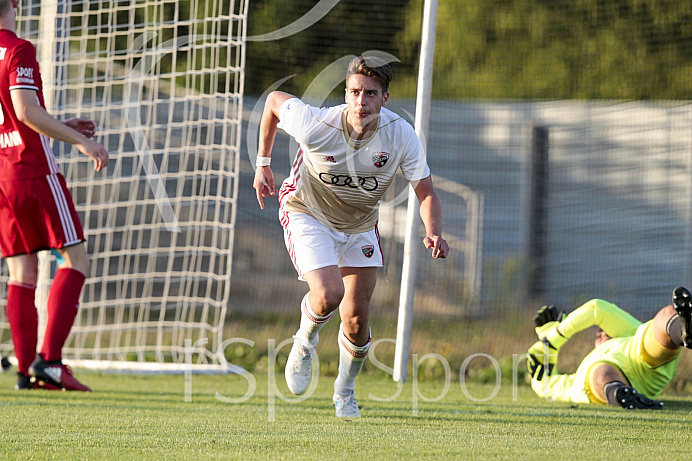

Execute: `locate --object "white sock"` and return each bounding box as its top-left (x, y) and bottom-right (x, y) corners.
top-left (296, 293), bottom-right (332, 347)
top-left (334, 323), bottom-right (371, 396)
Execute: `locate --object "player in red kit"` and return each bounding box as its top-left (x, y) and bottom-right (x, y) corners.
top-left (0, 0), bottom-right (109, 391)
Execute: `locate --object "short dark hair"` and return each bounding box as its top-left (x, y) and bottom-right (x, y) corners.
top-left (0, 0), bottom-right (13, 19)
top-left (346, 56), bottom-right (393, 93)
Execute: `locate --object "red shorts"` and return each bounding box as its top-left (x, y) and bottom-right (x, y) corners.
top-left (0, 173), bottom-right (85, 257)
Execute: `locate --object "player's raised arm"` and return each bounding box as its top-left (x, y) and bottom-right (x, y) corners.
top-left (412, 175), bottom-right (449, 259)
top-left (253, 90), bottom-right (296, 209)
top-left (11, 89), bottom-right (109, 171)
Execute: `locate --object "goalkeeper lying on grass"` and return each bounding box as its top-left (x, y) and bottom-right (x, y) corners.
top-left (527, 287), bottom-right (692, 409)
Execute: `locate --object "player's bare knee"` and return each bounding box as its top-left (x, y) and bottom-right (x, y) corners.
top-left (310, 290), bottom-right (343, 315)
top-left (341, 315), bottom-right (368, 339)
top-left (328, 289), bottom-right (345, 308)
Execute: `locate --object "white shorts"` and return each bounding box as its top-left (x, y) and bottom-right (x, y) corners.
top-left (281, 211), bottom-right (383, 279)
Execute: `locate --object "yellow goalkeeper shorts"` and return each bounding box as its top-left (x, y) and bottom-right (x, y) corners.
top-left (579, 320), bottom-right (681, 402)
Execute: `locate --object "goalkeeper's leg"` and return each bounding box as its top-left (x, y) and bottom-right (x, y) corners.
top-left (634, 302), bottom-right (685, 369)
top-left (672, 286), bottom-right (692, 349)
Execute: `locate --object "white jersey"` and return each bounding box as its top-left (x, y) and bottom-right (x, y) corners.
top-left (277, 98), bottom-right (430, 233)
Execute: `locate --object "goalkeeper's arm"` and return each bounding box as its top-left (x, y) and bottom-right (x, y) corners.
top-left (527, 307), bottom-right (582, 403)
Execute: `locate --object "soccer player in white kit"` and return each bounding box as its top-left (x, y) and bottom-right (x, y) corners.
top-left (253, 56), bottom-right (449, 417)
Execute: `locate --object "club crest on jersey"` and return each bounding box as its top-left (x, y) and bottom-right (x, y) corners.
top-left (361, 245), bottom-right (375, 258)
top-left (372, 152), bottom-right (389, 168)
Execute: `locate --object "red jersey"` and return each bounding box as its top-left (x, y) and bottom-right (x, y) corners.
top-left (0, 29), bottom-right (59, 180)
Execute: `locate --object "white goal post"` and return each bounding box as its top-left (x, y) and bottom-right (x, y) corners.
top-left (0, 0), bottom-right (248, 373)
top-left (394, 0), bottom-right (439, 383)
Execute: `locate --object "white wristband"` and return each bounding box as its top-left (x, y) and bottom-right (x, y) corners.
top-left (256, 157), bottom-right (271, 167)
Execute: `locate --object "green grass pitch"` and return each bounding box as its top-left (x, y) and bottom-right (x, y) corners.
top-left (0, 369), bottom-right (691, 460)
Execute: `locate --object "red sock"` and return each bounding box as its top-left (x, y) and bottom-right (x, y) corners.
top-left (40, 268), bottom-right (86, 362)
top-left (6, 282), bottom-right (38, 375)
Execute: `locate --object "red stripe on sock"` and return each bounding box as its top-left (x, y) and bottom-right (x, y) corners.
top-left (339, 334), bottom-right (370, 359)
top-left (301, 296), bottom-right (333, 324)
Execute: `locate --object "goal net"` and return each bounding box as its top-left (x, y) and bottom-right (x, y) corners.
top-left (0, 0), bottom-right (248, 373)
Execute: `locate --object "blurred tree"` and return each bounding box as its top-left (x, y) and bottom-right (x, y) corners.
top-left (246, 0), bottom-right (414, 98)
top-left (72, 0), bottom-right (691, 100)
top-left (397, 0), bottom-right (692, 99)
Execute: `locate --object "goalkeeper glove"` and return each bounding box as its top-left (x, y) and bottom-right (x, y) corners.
top-left (527, 339), bottom-right (558, 380)
top-left (533, 304), bottom-right (566, 329)
top-left (533, 304), bottom-right (568, 350)
top-left (528, 305), bottom-right (568, 380)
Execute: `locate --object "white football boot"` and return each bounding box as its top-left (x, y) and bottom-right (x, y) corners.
top-left (285, 335), bottom-right (315, 395)
top-left (333, 390), bottom-right (361, 418)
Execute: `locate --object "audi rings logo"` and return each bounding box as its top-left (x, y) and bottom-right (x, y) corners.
top-left (319, 173), bottom-right (379, 192)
